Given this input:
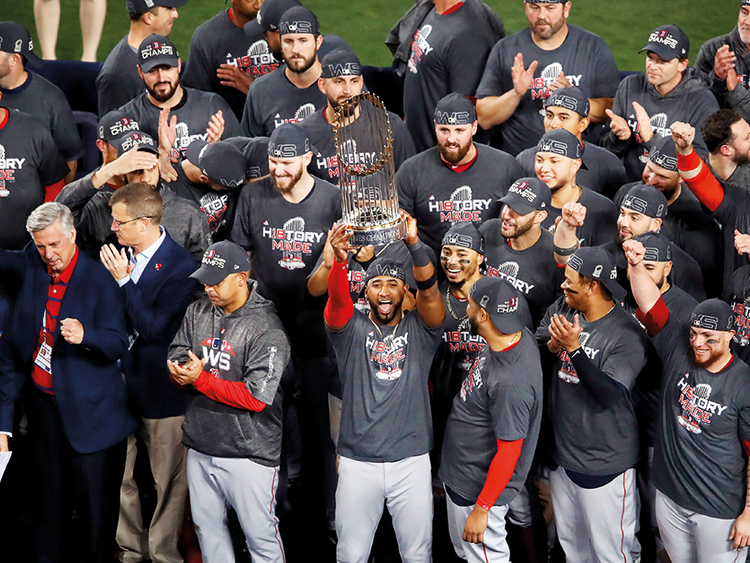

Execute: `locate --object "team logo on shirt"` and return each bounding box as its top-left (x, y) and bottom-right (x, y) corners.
top-left (200, 337), bottom-right (236, 374)
top-left (486, 261), bottom-right (535, 295)
top-left (556, 331), bottom-right (600, 384)
top-left (731, 297), bottom-right (750, 346)
top-left (366, 331), bottom-right (409, 380)
top-left (0, 144), bottom-right (25, 197)
top-left (443, 317), bottom-right (486, 372)
top-left (224, 40), bottom-right (279, 78)
top-left (172, 122), bottom-right (207, 156)
top-left (530, 62), bottom-right (584, 101)
top-left (460, 355), bottom-right (486, 401)
top-left (316, 138), bottom-right (378, 180)
top-left (427, 187), bottom-right (492, 224)
top-left (199, 192), bottom-right (229, 233)
top-left (676, 376), bottom-right (728, 433)
top-left (262, 217), bottom-right (326, 269)
top-left (407, 24), bottom-right (433, 74)
top-left (272, 104), bottom-right (317, 129)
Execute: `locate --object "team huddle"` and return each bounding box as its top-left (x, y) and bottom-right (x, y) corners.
top-left (2, 0), bottom-right (750, 562)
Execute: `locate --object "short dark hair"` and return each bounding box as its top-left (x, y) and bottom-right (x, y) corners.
top-left (702, 109), bottom-right (744, 154)
top-left (109, 182), bottom-right (163, 225)
top-left (129, 7), bottom-right (159, 22)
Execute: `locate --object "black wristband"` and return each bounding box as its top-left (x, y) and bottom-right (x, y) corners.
top-left (554, 241), bottom-right (580, 256)
top-left (407, 239), bottom-right (431, 268)
top-left (416, 272), bottom-right (437, 290)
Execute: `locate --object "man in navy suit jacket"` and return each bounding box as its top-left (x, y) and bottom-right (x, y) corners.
top-left (0, 202), bottom-right (134, 563)
top-left (100, 182), bottom-right (198, 563)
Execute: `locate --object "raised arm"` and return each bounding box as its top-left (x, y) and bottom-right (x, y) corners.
top-left (403, 212), bottom-right (444, 329)
top-left (324, 223), bottom-right (355, 331)
top-left (307, 228), bottom-right (335, 297)
top-left (672, 121), bottom-right (725, 212)
top-left (476, 53), bottom-right (538, 129)
top-left (553, 202), bottom-right (586, 265)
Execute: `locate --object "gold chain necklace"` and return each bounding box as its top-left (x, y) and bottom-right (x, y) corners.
top-left (446, 287), bottom-right (468, 321)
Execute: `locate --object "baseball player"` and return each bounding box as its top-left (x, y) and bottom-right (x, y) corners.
top-left (324, 216), bottom-right (445, 563)
top-left (536, 246), bottom-right (647, 563)
top-left (167, 240), bottom-right (290, 563)
top-left (625, 238), bottom-right (750, 562)
top-left (439, 277), bottom-right (543, 563)
top-left (703, 109), bottom-right (750, 186)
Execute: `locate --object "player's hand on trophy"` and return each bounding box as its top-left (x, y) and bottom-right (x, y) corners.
top-left (401, 210), bottom-right (420, 245)
top-left (511, 53), bottom-right (539, 97)
top-left (605, 109), bottom-right (631, 141)
top-left (670, 122), bottom-right (695, 153)
top-left (329, 222), bottom-right (354, 265)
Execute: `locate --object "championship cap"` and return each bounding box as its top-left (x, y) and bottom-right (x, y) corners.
top-left (543, 86), bottom-right (590, 118)
top-left (320, 49), bottom-right (361, 79)
top-left (191, 241), bottom-right (251, 286)
top-left (268, 123), bottom-right (310, 157)
top-left (126, 0), bottom-right (187, 16)
top-left (622, 184), bottom-right (668, 219)
top-left (186, 140), bottom-right (246, 189)
top-left (647, 135), bottom-right (678, 172)
top-left (441, 222), bottom-right (484, 255)
top-left (363, 258), bottom-right (407, 286)
top-left (634, 232), bottom-right (672, 262)
top-left (245, 0), bottom-right (301, 35)
top-left (278, 6), bottom-right (320, 36)
top-left (434, 93), bottom-right (476, 125)
top-left (114, 130), bottom-right (158, 157)
top-left (0, 22), bottom-right (43, 68)
top-left (567, 246), bottom-right (626, 303)
top-left (470, 277), bottom-right (524, 334)
top-left (138, 34), bottom-right (179, 73)
top-left (640, 25), bottom-right (689, 61)
top-left (535, 129), bottom-right (584, 161)
top-left (499, 177), bottom-right (551, 215)
top-left (98, 111), bottom-right (141, 143)
top-left (690, 299), bottom-right (734, 332)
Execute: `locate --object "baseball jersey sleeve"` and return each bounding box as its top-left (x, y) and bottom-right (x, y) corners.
top-left (598, 331), bottom-right (647, 390)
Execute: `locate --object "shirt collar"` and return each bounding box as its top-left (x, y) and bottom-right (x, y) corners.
top-left (48, 246), bottom-right (79, 282)
top-left (129, 226), bottom-right (166, 263)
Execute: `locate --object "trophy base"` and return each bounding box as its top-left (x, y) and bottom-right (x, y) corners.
top-left (350, 218), bottom-right (408, 247)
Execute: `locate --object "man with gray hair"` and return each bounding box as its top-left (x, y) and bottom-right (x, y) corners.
top-left (0, 202), bottom-right (134, 563)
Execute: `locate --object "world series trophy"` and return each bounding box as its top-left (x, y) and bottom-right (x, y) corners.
top-left (334, 92), bottom-right (407, 247)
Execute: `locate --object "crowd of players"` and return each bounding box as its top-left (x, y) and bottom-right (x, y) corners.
top-left (3, 0), bottom-right (750, 562)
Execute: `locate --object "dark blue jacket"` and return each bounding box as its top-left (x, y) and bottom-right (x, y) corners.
top-left (0, 244), bottom-right (135, 454)
top-left (119, 232), bottom-right (198, 419)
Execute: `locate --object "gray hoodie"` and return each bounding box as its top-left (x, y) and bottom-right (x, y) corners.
top-left (169, 281), bottom-right (290, 465)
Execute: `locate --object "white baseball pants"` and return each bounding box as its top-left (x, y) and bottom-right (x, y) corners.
top-left (446, 494), bottom-right (510, 563)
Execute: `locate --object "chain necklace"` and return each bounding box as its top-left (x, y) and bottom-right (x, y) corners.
top-left (446, 287), bottom-right (468, 321)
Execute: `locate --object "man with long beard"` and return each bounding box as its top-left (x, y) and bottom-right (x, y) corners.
top-left (398, 92), bottom-right (521, 257)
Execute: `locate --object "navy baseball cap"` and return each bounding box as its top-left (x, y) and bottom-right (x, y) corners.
top-left (186, 140), bottom-right (246, 189)
top-left (690, 299), bottom-right (734, 332)
top-left (434, 93), bottom-right (476, 125)
top-left (536, 129), bottom-right (584, 161)
top-left (191, 241), bottom-right (251, 285)
top-left (634, 232), bottom-right (672, 262)
top-left (470, 277), bottom-right (524, 334)
top-left (245, 0), bottom-right (301, 35)
top-left (138, 34), bottom-right (179, 73)
top-left (363, 258), bottom-right (407, 286)
top-left (126, 0), bottom-right (187, 16)
top-left (441, 223), bottom-right (484, 255)
top-left (640, 25), bottom-right (689, 61)
top-left (320, 49), bottom-right (361, 79)
top-left (278, 6), bottom-right (320, 36)
top-left (500, 178), bottom-right (551, 216)
top-left (567, 246), bottom-right (626, 303)
top-left (98, 110), bottom-right (141, 143)
top-left (543, 86), bottom-right (590, 118)
top-left (647, 135), bottom-right (678, 172)
top-left (0, 22), bottom-right (43, 68)
top-left (114, 130), bottom-right (158, 157)
top-left (622, 185), bottom-right (668, 219)
top-left (268, 123), bottom-right (310, 157)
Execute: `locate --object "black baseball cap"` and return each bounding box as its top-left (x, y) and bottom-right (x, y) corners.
top-left (536, 129), bottom-right (584, 161)
top-left (647, 135), bottom-right (678, 172)
top-left (278, 6), bottom-right (320, 37)
top-left (622, 185), bottom-right (668, 219)
top-left (268, 123), bottom-right (310, 158)
top-left (470, 277), bottom-right (524, 334)
top-left (244, 0), bottom-right (301, 35)
top-left (690, 299), bottom-right (734, 332)
top-left (138, 34), bottom-right (179, 73)
top-left (543, 86), bottom-right (590, 118)
top-left (363, 258), bottom-right (407, 286)
top-left (567, 246), bottom-right (627, 303)
top-left (634, 232), bottom-right (672, 262)
top-left (191, 241), bottom-right (251, 286)
top-left (0, 22), bottom-right (43, 68)
top-left (114, 130), bottom-right (158, 157)
top-left (98, 110), bottom-right (141, 143)
top-left (640, 25), bottom-right (689, 61)
top-left (320, 49), bottom-right (361, 79)
top-left (126, 0), bottom-right (187, 16)
top-left (186, 140), bottom-right (246, 189)
top-left (434, 93), bottom-right (476, 125)
top-left (499, 177), bottom-right (551, 216)
top-left (524, 0), bottom-right (567, 3)
top-left (441, 223), bottom-right (484, 255)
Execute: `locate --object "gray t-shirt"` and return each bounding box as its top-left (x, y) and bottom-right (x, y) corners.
top-left (477, 25), bottom-right (619, 156)
top-left (403, 1), bottom-right (497, 152)
top-left (96, 36), bottom-right (145, 117)
top-left (119, 88), bottom-right (242, 159)
top-left (182, 9), bottom-right (279, 120)
top-left (536, 297), bottom-right (647, 475)
top-left (241, 64), bottom-right (327, 137)
top-left (439, 329), bottom-right (543, 505)
top-left (0, 71), bottom-right (84, 162)
top-left (327, 309), bottom-right (443, 462)
top-left (397, 143), bottom-right (522, 256)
